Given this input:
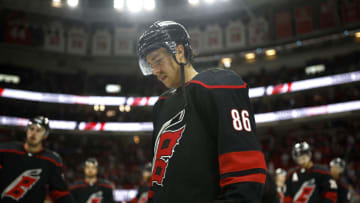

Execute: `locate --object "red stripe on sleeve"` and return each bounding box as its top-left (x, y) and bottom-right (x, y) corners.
top-left (220, 173), bottom-right (266, 187)
top-left (49, 190), bottom-right (70, 201)
top-left (219, 151), bottom-right (267, 175)
top-left (283, 196), bottom-right (293, 203)
top-left (188, 80), bottom-right (247, 89)
top-left (0, 149), bottom-right (25, 155)
top-left (311, 169), bottom-right (330, 175)
top-left (97, 183), bottom-right (113, 189)
top-left (323, 192), bottom-right (337, 203)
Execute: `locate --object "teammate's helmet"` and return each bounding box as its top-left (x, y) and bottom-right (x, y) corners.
top-left (292, 141), bottom-right (312, 160)
top-left (84, 158), bottom-right (98, 167)
top-left (143, 162), bottom-right (152, 172)
top-left (330, 157), bottom-right (346, 170)
top-left (275, 168), bottom-right (287, 177)
top-left (27, 116), bottom-right (50, 136)
top-left (137, 21), bottom-right (192, 76)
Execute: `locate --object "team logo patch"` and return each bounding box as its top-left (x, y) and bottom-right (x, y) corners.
top-left (294, 178), bottom-right (316, 203)
top-left (151, 109), bottom-right (186, 186)
top-left (1, 169), bottom-right (42, 201)
top-left (86, 191), bottom-right (103, 203)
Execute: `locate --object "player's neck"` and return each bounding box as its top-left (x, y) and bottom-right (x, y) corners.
top-left (24, 142), bottom-right (43, 154)
top-left (184, 64), bottom-right (198, 83)
top-left (85, 177), bottom-right (97, 185)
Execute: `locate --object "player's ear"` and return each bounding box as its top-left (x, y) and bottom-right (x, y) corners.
top-left (175, 44), bottom-right (186, 64)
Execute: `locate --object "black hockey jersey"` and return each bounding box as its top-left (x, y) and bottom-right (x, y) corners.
top-left (336, 180), bottom-right (350, 203)
top-left (70, 179), bottom-right (115, 203)
top-left (0, 142), bottom-right (74, 203)
top-left (149, 69), bottom-right (267, 203)
top-left (284, 165), bottom-right (337, 203)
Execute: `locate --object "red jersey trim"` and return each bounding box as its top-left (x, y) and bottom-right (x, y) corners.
top-left (188, 80), bottom-right (247, 89)
top-left (69, 184), bottom-right (87, 190)
top-left (0, 88), bottom-right (4, 96)
top-left (49, 190), bottom-right (70, 200)
top-left (311, 169), bottom-right (331, 175)
top-left (0, 149), bottom-right (25, 155)
top-left (323, 191), bottom-right (337, 203)
top-left (220, 173), bottom-right (266, 187)
top-left (219, 151), bottom-right (267, 175)
top-left (159, 96), bottom-right (168, 100)
top-left (36, 155), bottom-right (63, 167)
top-left (97, 183), bottom-right (114, 189)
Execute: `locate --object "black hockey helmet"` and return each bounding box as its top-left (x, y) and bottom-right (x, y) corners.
top-left (137, 21), bottom-right (192, 76)
top-left (329, 157), bottom-right (346, 170)
top-left (292, 141), bottom-right (312, 161)
top-left (84, 157), bottom-right (98, 168)
top-left (27, 116), bottom-right (50, 136)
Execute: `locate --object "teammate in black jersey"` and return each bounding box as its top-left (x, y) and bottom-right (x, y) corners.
top-left (284, 141), bottom-right (338, 203)
top-left (275, 168), bottom-right (287, 203)
top-left (129, 162), bottom-right (152, 203)
top-left (0, 116), bottom-right (74, 203)
top-left (137, 20), bottom-right (266, 203)
top-left (70, 158), bottom-right (115, 203)
top-left (330, 157), bottom-right (351, 203)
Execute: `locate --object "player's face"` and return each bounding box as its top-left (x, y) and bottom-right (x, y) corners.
top-left (295, 155), bottom-right (311, 168)
top-left (26, 124), bottom-right (47, 146)
top-left (84, 163), bottom-right (98, 178)
top-left (330, 165), bottom-right (343, 176)
top-left (146, 47), bottom-right (181, 88)
top-left (275, 174), bottom-right (286, 187)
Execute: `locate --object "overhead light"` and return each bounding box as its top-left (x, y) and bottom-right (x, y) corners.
top-left (204, 0), bottom-right (215, 4)
top-left (100, 105), bottom-right (105, 111)
top-left (106, 84), bottom-right (121, 93)
top-left (52, 0), bottom-right (62, 8)
top-left (221, 57), bottom-right (232, 68)
top-left (114, 0), bottom-right (125, 11)
top-left (119, 105), bottom-right (125, 112)
top-left (94, 105), bottom-right (99, 111)
top-left (305, 64), bottom-right (325, 75)
top-left (355, 32), bottom-right (360, 39)
top-left (133, 135), bottom-right (140, 144)
top-left (245, 53), bottom-right (255, 60)
top-left (265, 49), bottom-right (276, 57)
top-left (125, 105), bottom-right (131, 112)
top-left (67, 0), bottom-right (79, 8)
top-left (127, 0), bottom-right (143, 12)
top-left (188, 0), bottom-right (200, 5)
top-left (144, 0), bottom-right (155, 11)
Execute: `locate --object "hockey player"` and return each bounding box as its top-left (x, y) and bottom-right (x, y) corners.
top-left (70, 158), bottom-right (115, 203)
top-left (275, 168), bottom-right (287, 203)
top-left (329, 158), bottom-right (351, 203)
top-left (0, 116), bottom-right (74, 203)
top-left (283, 141), bottom-right (338, 203)
top-left (129, 162), bottom-right (152, 203)
top-left (137, 21), bottom-right (267, 203)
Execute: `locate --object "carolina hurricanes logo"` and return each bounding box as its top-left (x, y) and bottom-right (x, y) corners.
top-left (294, 178), bottom-right (316, 203)
top-left (1, 169), bottom-right (42, 201)
top-left (86, 191), bottom-right (103, 203)
top-left (151, 109), bottom-right (186, 187)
